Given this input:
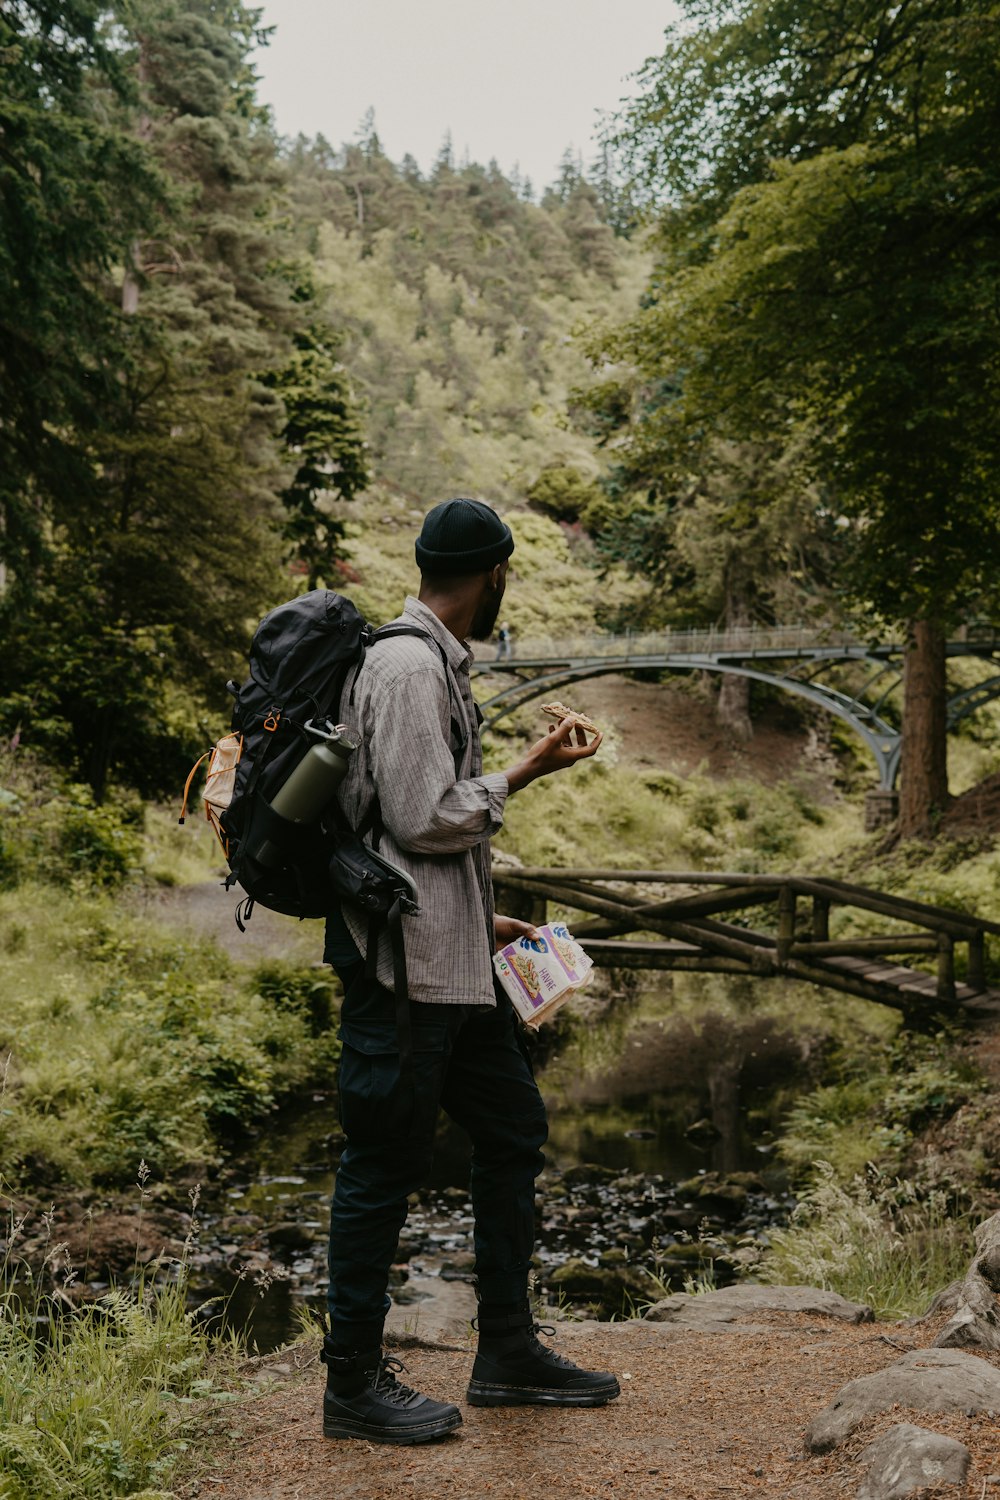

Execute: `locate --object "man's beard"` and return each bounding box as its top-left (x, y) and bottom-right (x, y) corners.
top-left (471, 584), bottom-right (504, 640)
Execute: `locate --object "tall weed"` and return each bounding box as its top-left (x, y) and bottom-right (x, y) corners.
top-left (0, 1174), bottom-right (241, 1500)
top-left (752, 1162), bottom-right (972, 1318)
top-left (779, 1032), bottom-right (979, 1182)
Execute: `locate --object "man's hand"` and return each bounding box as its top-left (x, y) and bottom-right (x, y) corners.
top-left (504, 715), bottom-right (603, 794)
top-left (494, 915), bottom-right (541, 952)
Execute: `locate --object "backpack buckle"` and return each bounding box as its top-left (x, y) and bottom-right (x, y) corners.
top-left (263, 709), bottom-right (281, 732)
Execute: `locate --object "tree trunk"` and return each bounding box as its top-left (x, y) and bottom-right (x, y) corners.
top-left (898, 618), bottom-right (949, 838)
top-left (716, 587), bottom-right (753, 741)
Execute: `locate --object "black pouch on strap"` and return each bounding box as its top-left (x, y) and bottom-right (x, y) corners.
top-left (328, 834), bottom-right (419, 917)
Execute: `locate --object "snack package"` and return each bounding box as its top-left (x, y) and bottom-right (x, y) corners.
top-left (493, 922), bottom-right (593, 1029)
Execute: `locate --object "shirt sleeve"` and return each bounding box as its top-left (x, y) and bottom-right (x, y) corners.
top-left (368, 665), bottom-right (508, 854)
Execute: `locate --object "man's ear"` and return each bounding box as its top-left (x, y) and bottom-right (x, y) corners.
top-left (489, 562), bottom-right (504, 590)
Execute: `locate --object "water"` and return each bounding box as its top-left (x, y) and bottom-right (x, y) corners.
top-left (192, 979), bottom-right (801, 1348)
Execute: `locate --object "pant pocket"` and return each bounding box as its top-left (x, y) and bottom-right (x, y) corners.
top-left (337, 1019), bottom-right (450, 1144)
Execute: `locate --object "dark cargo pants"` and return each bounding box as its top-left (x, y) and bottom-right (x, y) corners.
top-left (326, 959), bottom-right (549, 1347)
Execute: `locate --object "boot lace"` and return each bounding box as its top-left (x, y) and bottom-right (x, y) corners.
top-left (371, 1355), bottom-right (419, 1405)
top-left (528, 1323), bottom-right (579, 1370)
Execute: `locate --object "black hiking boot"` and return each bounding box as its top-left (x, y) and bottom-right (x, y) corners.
top-left (321, 1343), bottom-right (462, 1444)
top-left (466, 1305), bottom-right (621, 1408)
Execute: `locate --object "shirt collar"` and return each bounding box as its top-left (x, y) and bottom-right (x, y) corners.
top-left (402, 596), bottom-right (472, 671)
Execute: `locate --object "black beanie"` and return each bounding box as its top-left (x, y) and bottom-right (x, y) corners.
top-left (415, 497), bottom-right (514, 576)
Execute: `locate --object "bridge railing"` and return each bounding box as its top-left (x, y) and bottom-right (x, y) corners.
top-left (491, 866), bottom-right (1000, 1010)
top-left (473, 623), bottom-right (876, 663)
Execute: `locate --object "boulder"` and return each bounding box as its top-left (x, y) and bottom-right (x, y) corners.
top-left (856, 1423), bottom-right (970, 1500)
top-left (675, 1171), bottom-right (765, 1221)
top-left (644, 1283), bottom-right (873, 1331)
top-left (266, 1221), bottom-right (317, 1252)
top-left (932, 1210), bottom-right (1000, 1352)
top-left (807, 1348), bottom-right (1000, 1453)
top-left (549, 1256), bottom-right (651, 1308)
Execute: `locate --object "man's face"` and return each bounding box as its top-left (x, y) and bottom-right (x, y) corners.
top-left (471, 560), bottom-right (508, 639)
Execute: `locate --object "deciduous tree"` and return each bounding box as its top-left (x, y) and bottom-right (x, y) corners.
top-left (603, 0), bottom-right (1000, 832)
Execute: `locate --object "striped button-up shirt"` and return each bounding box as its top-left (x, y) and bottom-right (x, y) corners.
top-left (335, 596), bottom-right (508, 1005)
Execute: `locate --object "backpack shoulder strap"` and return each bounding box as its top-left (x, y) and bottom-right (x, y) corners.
top-left (355, 624), bottom-right (470, 768)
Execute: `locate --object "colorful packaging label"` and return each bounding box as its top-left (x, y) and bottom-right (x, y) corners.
top-left (493, 924), bottom-right (593, 1028)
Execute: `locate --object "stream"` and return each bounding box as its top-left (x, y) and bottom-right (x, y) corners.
top-left (187, 978), bottom-right (803, 1351)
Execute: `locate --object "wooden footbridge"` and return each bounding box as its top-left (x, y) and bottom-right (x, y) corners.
top-left (492, 867), bottom-right (1000, 1020)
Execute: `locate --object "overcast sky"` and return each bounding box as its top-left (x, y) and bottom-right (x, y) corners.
top-left (254, 1), bottom-right (680, 192)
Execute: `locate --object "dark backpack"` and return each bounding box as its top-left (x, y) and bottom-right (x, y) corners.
top-left (187, 589), bottom-right (427, 932)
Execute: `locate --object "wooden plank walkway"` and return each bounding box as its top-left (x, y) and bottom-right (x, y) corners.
top-left (491, 867), bottom-right (1000, 1018)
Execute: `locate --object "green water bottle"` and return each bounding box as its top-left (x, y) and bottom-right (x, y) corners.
top-left (270, 720), bottom-right (360, 824)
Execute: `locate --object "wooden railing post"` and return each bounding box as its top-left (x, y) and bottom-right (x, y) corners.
top-left (777, 886), bottom-right (796, 964)
top-left (937, 934), bottom-right (956, 1002)
top-left (812, 896), bottom-right (830, 943)
top-left (968, 932), bottom-right (986, 992)
top-left (495, 880), bottom-right (547, 929)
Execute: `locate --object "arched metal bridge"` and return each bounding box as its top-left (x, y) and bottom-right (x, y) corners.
top-left (472, 625), bottom-right (1000, 791)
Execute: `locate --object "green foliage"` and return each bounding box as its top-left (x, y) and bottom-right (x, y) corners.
top-left (0, 887), bottom-right (340, 1184)
top-left (264, 321), bottom-right (370, 589)
top-left (753, 1163), bottom-right (974, 1319)
top-left (0, 1188), bottom-right (240, 1499)
top-left (494, 745), bottom-right (837, 875)
top-left (335, 489), bottom-right (643, 636)
top-left (0, 0), bottom-right (165, 573)
top-left (779, 1034), bottom-right (979, 1182)
top-left (596, 0), bottom-right (1000, 823)
top-left (298, 140), bottom-right (649, 510)
top-left (526, 465), bottom-right (603, 524)
top-left (0, 757), bottom-right (143, 890)
top-left (0, 1), bottom-right (366, 801)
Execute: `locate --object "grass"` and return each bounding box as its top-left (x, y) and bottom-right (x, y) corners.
top-left (750, 1162), bottom-right (974, 1320)
top-left (0, 882), bottom-right (340, 1186)
top-left (0, 1172), bottom-right (246, 1500)
top-left (487, 704), bottom-right (860, 875)
top-left (777, 1031), bottom-right (981, 1184)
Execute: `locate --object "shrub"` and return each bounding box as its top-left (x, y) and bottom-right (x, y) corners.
top-left (0, 757), bottom-right (142, 891)
top-left (779, 1033), bottom-right (979, 1182)
top-left (0, 892), bottom-right (341, 1185)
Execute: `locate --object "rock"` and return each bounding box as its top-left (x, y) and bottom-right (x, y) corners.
top-left (932, 1210), bottom-right (1000, 1352)
top-left (549, 1256), bottom-right (651, 1307)
top-left (560, 1164), bottom-right (619, 1187)
top-left (644, 1284), bottom-right (874, 1332)
top-left (684, 1117), bottom-right (721, 1145)
top-left (439, 1251), bottom-right (476, 1281)
top-left (267, 1221), bottom-right (317, 1252)
top-left (807, 1348), bottom-right (1000, 1453)
top-left (675, 1171), bottom-right (762, 1221)
top-left (856, 1423), bottom-right (970, 1499)
top-left (439, 1187), bottom-right (468, 1204)
top-left (657, 1207), bottom-right (701, 1233)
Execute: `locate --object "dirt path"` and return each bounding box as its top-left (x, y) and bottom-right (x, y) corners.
top-left (198, 1313), bottom-right (1000, 1500)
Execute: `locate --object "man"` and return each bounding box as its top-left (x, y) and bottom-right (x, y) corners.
top-left (321, 496), bottom-right (620, 1444)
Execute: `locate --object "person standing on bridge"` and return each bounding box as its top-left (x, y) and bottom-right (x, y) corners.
top-left (321, 497), bottom-right (619, 1445)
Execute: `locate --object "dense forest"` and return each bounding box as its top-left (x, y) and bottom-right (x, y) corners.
top-left (0, 0), bottom-right (649, 809)
top-left (4, 1), bottom-right (1000, 834)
